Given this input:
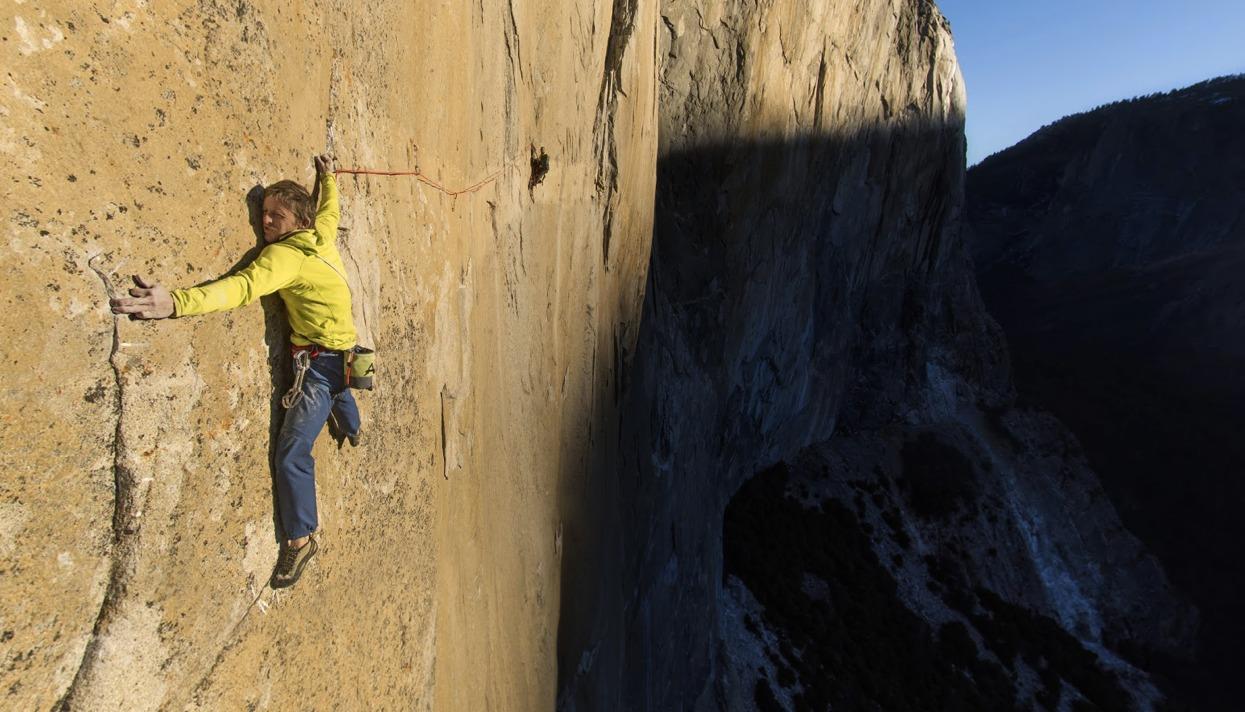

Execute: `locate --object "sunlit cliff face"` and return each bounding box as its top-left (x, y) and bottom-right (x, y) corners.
top-left (2, 0), bottom-right (656, 709)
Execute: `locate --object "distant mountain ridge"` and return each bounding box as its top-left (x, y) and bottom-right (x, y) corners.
top-left (974, 73), bottom-right (1244, 167)
top-left (971, 74), bottom-right (1244, 278)
top-left (967, 74), bottom-right (1245, 709)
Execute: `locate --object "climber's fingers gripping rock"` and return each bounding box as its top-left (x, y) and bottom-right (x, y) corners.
top-left (314, 153), bottom-right (335, 176)
top-left (109, 275), bottom-right (175, 320)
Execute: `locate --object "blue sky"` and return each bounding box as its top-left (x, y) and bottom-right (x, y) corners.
top-left (937, 1), bottom-right (1245, 165)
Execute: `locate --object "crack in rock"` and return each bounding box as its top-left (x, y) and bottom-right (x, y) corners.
top-left (593, 0), bottom-right (639, 269)
top-left (56, 256), bottom-right (142, 711)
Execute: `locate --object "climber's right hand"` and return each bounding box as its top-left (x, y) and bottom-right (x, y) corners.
top-left (110, 275), bottom-right (175, 319)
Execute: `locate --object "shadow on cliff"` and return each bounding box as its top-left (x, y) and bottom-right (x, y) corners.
top-left (978, 264), bottom-right (1245, 711)
top-left (554, 112), bottom-right (1213, 708)
top-left (554, 116), bottom-right (993, 710)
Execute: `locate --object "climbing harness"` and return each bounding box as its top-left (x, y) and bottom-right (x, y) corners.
top-left (281, 342), bottom-right (374, 408)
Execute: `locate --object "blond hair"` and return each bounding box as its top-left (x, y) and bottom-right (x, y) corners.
top-left (264, 180), bottom-right (314, 228)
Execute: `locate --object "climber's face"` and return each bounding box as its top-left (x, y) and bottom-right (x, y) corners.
top-left (262, 196), bottom-right (302, 243)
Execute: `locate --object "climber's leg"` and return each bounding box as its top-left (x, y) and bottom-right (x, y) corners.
top-left (323, 350), bottom-right (361, 446)
top-left (274, 354), bottom-right (335, 541)
top-left (331, 388), bottom-right (361, 440)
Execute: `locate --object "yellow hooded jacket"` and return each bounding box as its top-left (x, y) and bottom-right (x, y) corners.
top-left (170, 173), bottom-right (358, 351)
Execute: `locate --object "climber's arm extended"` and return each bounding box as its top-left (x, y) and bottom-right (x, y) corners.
top-left (110, 243), bottom-right (301, 320)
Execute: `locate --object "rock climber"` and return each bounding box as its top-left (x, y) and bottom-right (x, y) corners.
top-left (109, 153), bottom-right (361, 588)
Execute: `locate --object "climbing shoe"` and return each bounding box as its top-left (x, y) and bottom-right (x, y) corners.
top-left (271, 537), bottom-right (318, 589)
top-left (328, 414), bottom-right (361, 449)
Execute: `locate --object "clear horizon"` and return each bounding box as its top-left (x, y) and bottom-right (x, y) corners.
top-left (937, 1), bottom-right (1245, 165)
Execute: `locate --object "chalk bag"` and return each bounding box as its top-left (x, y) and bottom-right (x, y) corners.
top-left (346, 346), bottom-right (375, 390)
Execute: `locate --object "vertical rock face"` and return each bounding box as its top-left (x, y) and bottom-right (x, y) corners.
top-left (967, 75), bottom-right (1245, 707)
top-left (1, 0), bottom-right (654, 709)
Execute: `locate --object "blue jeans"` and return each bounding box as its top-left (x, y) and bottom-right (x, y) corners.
top-left (275, 351), bottom-right (360, 540)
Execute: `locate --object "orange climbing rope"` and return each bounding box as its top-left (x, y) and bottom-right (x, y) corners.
top-left (334, 166), bottom-right (504, 197)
